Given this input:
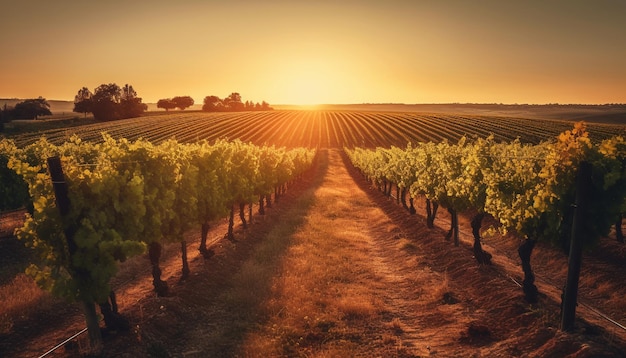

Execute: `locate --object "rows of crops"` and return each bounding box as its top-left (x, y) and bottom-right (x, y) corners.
top-left (346, 123), bottom-right (626, 325)
top-left (8, 110), bottom-right (625, 148)
top-left (1, 136), bottom-right (316, 350)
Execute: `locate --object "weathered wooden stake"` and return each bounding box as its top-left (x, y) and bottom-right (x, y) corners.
top-left (561, 161), bottom-right (592, 332)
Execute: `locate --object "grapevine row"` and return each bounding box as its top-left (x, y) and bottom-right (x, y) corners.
top-left (0, 134), bottom-right (315, 351)
top-left (345, 122), bottom-right (626, 306)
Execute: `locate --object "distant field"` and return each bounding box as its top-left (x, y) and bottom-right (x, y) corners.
top-left (280, 103), bottom-right (626, 124)
top-left (5, 110), bottom-right (625, 148)
top-left (3, 99), bottom-right (626, 123)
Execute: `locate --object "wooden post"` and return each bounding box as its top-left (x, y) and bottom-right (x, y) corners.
top-left (561, 161), bottom-right (592, 332)
top-left (47, 157), bottom-right (72, 223)
top-left (452, 209), bottom-right (459, 247)
top-left (47, 156), bottom-right (103, 353)
top-left (616, 214), bottom-right (623, 243)
top-left (181, 240), bottom-right (190, 279)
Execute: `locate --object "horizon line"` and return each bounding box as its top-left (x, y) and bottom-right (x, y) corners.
top-left (2, 98), bottom-right (626, 107)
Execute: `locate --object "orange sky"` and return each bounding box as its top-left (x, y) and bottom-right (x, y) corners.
top-left (1, 0), bottom-right (625, 105)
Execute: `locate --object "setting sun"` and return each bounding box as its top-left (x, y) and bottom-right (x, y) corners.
top-left (276, 56), bottom-right (351, 105)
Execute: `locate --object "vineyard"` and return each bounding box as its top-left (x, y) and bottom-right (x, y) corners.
top-left (0, 134), bottom-right (316, 355)
top-left (1, 109), bottom-right (626, 356)
top-left (346, 121), bottom-right (626, 317)
top-left (7, 110), bottom-right (625, 148)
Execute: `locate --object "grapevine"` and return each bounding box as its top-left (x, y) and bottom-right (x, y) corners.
top-left (0, 134), bottom-right (315, 350)
top-left (346, 122), bottom-right (626, 304)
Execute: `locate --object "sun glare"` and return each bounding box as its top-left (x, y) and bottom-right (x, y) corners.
top-left (276, 57), bottom-right (348, 105)
top-left (288, 78), bottom-right (326, 106)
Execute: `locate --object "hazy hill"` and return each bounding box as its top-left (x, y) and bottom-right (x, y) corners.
top-left (0, 99), bottom-right (76, 115)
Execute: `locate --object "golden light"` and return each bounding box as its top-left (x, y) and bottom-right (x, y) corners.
top-left (275, 55), bottom-right (352, 105)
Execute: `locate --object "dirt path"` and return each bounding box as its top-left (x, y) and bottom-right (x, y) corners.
top-left (3, 149), bottom-right (625, 357)
top-left (233, 148), bottom-right (460, 356)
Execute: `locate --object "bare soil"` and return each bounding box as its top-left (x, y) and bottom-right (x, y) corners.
top-left (1, 149), bottom-right (625, 357)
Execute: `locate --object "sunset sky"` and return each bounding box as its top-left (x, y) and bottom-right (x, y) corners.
top-left (1, 0), bottom-right (625, 105)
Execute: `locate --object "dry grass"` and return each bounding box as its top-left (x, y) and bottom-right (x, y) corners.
top-left (0, 274), bottom-right (56, 335)
top-left (420, 270), bottom-right (450, 304)
top-left (398, 238), bottom-right (419, 253)
top-left (386, 317), bottom-right (406, 335)
top-left (336, 295), bottom-right (378, 319)
top-left (413, 192), bottom-right (626, 338)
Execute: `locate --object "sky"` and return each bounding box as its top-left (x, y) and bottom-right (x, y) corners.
top-left (1, 0), bottom-right (625, 105)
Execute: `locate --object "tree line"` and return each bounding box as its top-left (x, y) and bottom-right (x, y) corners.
top-left (0, 87), bottom-right (273, 131)
top-left (156, 96), bottom-right (195, 111)
top-left (73, 83), bottom-right (148, 121)
top-left (157, 92), bottom-right (273, 112)
top-left (201, 92), bottom-right (273, 112)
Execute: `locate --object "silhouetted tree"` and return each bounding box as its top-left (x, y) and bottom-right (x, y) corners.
top-left (261, 101), bottom-right (272, 110)
top-left (81, 83), bottom-right (145, 121)
top-left (245, 100), bottom-right (257, 110)
top-left (202, 95), bottom-right (223, 111)
top-left (224, 92), bottom-right (244, 111)
top-left (119, 84), bottom-right (147, 118)
top-left (202, 93), bottom-right (273, 112)
top-left (12, 97), bottom-right (51, 119)
top-left (91, 83), bottom-right (122, 121)
top-left (172, 96), bottom-right (194, 110)
top-left (73, 87), bottom-right (93, 118)
top-left (157, 98), bottom-right (177, 111)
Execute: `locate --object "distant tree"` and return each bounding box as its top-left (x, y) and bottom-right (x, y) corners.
top-left (201, 93), bottom-right (272, 112)
top-left (202, 95), bottom-right (224, 112)
top-left (119, 84), bottom-right (147, 119)
top-left (221, 95), bottom-right (231, 109)
top-left (224, 92), bottom-right (244, 111)
top-left (172, 96), bottom-right (194, 110)
top-left (12, 97), bottom-right (52, 119)
top-left (157, 98), bottom-right (177, 112)
top-left (227, 92), bottom-right (241, 103)
top-left (261, 101), bottom-right (272, 111)
top-left (91, 83), bottom-right (122, 121)
top-left (73, 87), bottom-right (93, 118)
